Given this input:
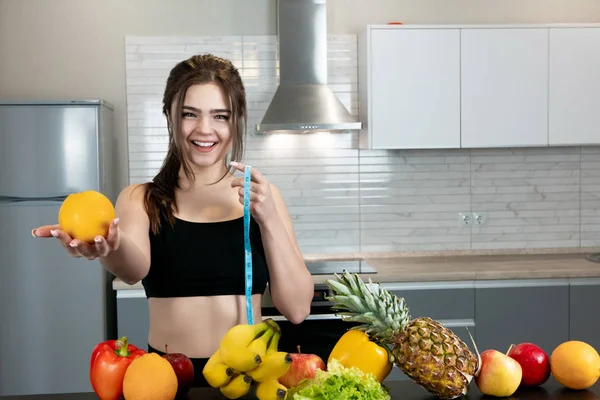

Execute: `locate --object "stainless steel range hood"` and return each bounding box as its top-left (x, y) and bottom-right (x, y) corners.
top-left (255, 0), bottom-right (362, 134)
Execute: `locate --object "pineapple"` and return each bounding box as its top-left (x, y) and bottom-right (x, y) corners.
top-left (326, 271), bottom-right (481, 400)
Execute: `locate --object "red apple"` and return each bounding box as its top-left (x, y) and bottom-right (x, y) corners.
top-left (162, 344), bottom-right (195, 397)
top-left (278, 346), bottom-right (326, 388)
top-left (507, 342), bottom-right (551, 387)
top-left (476, 349), bottom-right (523, 397)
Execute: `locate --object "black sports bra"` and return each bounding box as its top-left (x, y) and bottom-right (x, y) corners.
top-left (142, 215), bottom-right (270, 298)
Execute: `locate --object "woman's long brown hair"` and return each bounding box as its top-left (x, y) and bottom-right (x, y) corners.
top-left (143, 54), bottom-right (247, 235)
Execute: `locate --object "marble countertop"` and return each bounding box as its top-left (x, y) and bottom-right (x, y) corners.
top-left (112, 247), bottom-right (600, 291)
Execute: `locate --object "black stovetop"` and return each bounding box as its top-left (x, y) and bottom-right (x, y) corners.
top-left (306, 260), bottom-right (377, 275)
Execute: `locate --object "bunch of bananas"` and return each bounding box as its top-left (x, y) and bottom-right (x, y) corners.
top-left (202, 318), bottom-right (292, 400)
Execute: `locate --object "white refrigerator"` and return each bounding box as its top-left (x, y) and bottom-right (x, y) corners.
top-left (0, 100), bottom-right (118, 395)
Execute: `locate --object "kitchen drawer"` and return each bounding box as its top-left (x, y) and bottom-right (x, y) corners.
top-left (474, 279), bottom-right (570, 355)
top-left (381, 281), bottom-right (475, 321)
top-left (569, 279), bottom-right (600, 351)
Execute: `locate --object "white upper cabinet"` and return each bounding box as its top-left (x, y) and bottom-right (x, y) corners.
top-left (460, 28), bottom-right (549, 148)
top-left (359, 27), bottom-right (461, 149)
top-left (549, 27), bottom-right (600, 146)
top-left (358, 24), bottom-right (600, 150)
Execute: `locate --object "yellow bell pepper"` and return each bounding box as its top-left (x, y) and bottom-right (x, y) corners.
top-left (328, 329), bottom-right (393, 382)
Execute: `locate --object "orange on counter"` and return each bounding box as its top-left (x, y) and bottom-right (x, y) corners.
top-left (122, 352), bottom-right (178, 400)
top-left (58, 190), bottom-right (115, 243)
top-left (551, 340), bottom-right (600, 390)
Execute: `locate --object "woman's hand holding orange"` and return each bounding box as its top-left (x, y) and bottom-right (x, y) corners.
top-left (32, 218), bottom-right (121, 260)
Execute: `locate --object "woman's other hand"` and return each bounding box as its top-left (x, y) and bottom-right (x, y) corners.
top-left (230, 161), bottom-right (278, 226)
top-left (31, 218), bottom-right (121, 260)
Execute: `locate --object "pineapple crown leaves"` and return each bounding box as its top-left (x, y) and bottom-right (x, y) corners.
top-left (325, 270), bottom-right (411, 344)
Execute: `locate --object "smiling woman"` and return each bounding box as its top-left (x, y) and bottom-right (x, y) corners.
top-left (31, 53), bottom-right (314, 388)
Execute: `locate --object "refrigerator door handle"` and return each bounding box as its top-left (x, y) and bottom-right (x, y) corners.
top-left (0, 195), bottom-right (69, 203)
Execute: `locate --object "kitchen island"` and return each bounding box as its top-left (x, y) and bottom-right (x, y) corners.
top-left (109, 248), bottom-right (600, 379)
top-left (1, 377), bottom-right (597, 399)
top-left (112, 250), bottom-right (600, 358)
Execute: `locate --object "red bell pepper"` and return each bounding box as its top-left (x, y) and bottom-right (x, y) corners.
top-left (89, 336), bottom-right (146, 400)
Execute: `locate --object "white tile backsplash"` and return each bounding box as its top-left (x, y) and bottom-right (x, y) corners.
top-left (582, 147), bottom-right (600, 247)
top-left (470, 147), bottom-right (581, 249)
top-left (125, 35), bottom-right (600, 255)
top-left (359, 149), bottom-right (472, 252)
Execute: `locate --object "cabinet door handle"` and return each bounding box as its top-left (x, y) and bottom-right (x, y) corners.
top-left (262, 314), bottom-right (342, 321)
top-left (436, 318), bottom-right (475, 328)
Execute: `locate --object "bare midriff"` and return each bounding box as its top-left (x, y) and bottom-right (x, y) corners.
top-left (146, 293), bottom-right (264, 358)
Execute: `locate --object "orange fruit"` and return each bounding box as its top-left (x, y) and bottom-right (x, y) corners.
top-left (122, 353), bottom-right (178, 400)
top-left (58, 190), bottom-right (115, 243)
top-left (551, 340), bottom-right (600, 389)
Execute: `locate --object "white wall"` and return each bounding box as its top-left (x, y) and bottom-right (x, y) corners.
top-left (327, 0), bottom-right (600, 32)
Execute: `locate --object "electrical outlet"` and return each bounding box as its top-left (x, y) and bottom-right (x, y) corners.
top-left (473, 212), bottom-right (487, 225)
top-left (459, 212), bottom-right (472, 226)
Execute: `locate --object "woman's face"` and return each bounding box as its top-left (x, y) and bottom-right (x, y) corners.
top-left (173, 82), bottom-right (233, 170)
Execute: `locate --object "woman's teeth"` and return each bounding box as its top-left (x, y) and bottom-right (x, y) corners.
top-left (192, 141), bottom-right (215, 147)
